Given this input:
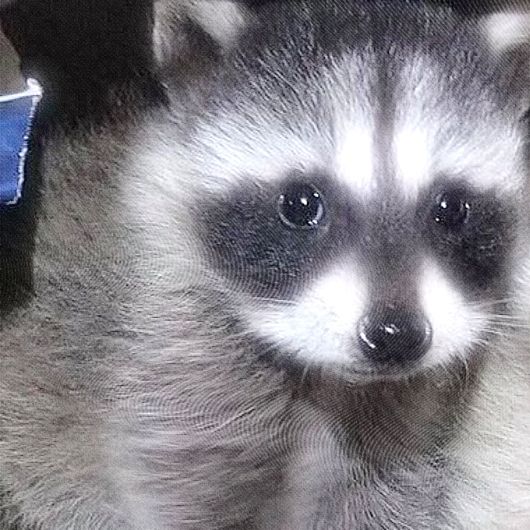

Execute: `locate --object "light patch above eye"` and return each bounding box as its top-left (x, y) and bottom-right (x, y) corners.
top-left (393, 51), bottom-right (526, 198)
top-left (191, 115), bottom-right (323, 194)
top-left (335, 125), bottom-right (375, 198)
top-left (435, 129), bottom-right (526, 195)
top-left (394, 127), bottom-right (433, 199)
top-left (392, 122), bottom-right (524, 198)
top-left (484, 12), bottom-right (530, 53)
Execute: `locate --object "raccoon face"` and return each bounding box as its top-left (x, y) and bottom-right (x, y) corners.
top-left (145, 1), bottom-right (529, 381)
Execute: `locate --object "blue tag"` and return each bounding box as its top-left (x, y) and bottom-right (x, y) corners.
top-left (0, 79), bottom-right (42, 206)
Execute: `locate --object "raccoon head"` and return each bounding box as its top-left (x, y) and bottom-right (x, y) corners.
top-left (142, 0), bottom-right (530, 382)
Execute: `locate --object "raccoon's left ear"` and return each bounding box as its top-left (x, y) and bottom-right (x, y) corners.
top-left (483, 11), bottom-right (530, 115)
top-left (152, 0), bottom-right (252, 70)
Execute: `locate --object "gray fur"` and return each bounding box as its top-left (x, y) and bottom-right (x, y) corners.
top-left (0, 27), bottom-right (24, 93)
top-left (1, 1), bottom-right (529, 528)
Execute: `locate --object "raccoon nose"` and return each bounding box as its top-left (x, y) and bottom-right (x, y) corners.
top-left (357, 307), bottom-right (432, 365)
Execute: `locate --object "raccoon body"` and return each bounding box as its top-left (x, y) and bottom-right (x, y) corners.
top-left (0, 1), bottom-right (529, 528)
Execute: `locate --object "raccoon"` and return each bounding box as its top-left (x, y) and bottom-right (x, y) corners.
top-left (0, 0), bottom-right (529, 528)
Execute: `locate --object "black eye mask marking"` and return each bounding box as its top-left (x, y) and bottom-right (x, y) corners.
top-left (195, 173), bottom-right (516, 302)
top-left (421, 181), bottom-right (516, 292)
top-left (195, 173), bottom-right (360, 298)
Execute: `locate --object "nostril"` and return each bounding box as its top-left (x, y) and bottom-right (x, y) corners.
top-left (357, 307), bottom-right (432, 365)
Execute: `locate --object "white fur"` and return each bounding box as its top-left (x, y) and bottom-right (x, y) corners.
top-left (447, 331), bottom-right (530, 528)
top-left (244, 263), bottom-right (367, 366)
top-left (153, 0), bottom-right (247, 64)
top-left (330, 52), bottom-right (378, 199)
top-left (335, 125), bottom-right (375, 198)
top-left (191, 114), bottom-right (322, 194)
top-left (153, 53), bottom-right (526, 207)
top-left (435, 123), bottom-right (526, 195)
top-left (189, 0), bottom-right (247, 50)
top-left (485, 12), bottom-right (530, 54)
top-left (394, 53), bottom-right (526, 197)
top-left (419, 260), bottom-right (487, 370)
top-left (393, 126), bottom-right (433, 199)
top-left (121, 122), bottom-right (211, 295)
top-left (243, 258), bottom-right (489, 374)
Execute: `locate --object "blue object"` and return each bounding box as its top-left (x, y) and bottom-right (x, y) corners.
top-left (0, 79), bottom-right (42, 205)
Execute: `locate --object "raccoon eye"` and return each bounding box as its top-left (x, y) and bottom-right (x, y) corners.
top-left (278, 182), bottom-right (325, 229)
top-left (433, 191), bottom-right (469, 228)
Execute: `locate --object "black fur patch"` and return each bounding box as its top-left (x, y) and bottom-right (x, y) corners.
top-left (198, 174), bottom-right (516, 307)
top-left (196, 172), bottom-right (362, 298)
top-left (419, 179), bottom-right (517, 294)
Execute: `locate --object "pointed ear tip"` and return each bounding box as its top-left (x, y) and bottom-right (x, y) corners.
top-left (152, 0), bottom-right (248, 67)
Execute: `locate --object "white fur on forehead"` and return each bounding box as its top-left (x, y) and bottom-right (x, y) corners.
top-left (392, 51), bottom-right (527, 197)
top-left (186, 59), bottom-right (525, 201)
top-left (153, 0), bottom-right (248, 64)
top-left (484, 11), bottom-right (530, 53)
top-left (148, 4), bottom-right (527, 203)
top-left (483, 10), bottom-right (530, 110)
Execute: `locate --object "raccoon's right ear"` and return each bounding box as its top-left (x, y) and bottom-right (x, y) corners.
top-left (483, 11), bottom-right (530, 116)
top-left (152, 0), bottom-right (252, 69)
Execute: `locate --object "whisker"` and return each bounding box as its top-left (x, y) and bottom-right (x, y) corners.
top-left (493, 322), bottom-right (530, 328)
top-left (479, 329), bottom-right (517, 340)
top-left (250, 296), bottom-right (298, 307)
top-left (467, 298), bottom-right (516, 310)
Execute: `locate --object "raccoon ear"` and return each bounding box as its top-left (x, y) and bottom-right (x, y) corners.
top-left (153, 0), bottom-right (249, 68)
top-left (0, 24), bottom-right (24, 93)
top-left (483, 11), bottom-right (530, 114)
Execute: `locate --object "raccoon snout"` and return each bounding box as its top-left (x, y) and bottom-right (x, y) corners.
top-left (357, 307), bottom-right (432, 365)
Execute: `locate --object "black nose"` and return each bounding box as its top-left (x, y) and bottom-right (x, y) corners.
top-left (357, 307), bottom-right (432, 365)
